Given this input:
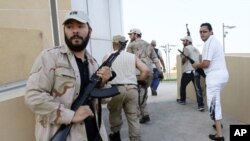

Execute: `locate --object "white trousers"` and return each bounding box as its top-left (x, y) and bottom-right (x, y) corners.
top-left (206, 82), bottom-right (227, 120)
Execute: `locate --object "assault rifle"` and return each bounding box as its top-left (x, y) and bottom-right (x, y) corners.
top-left (178, 49), bottom-right (206, 78)
top-left (50, 42), bottom-right (127, 141)
top-left (186, 24), bottom-right (191, 36)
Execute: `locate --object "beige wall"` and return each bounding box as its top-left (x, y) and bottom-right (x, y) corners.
top-left (0, 28), bottom-right (43, 85)
top-left (222, 56), bottom-right (250, 123)
top-left (0, 0), bottom-right (53, 48)
top-left (177, 54), bottom-right (250, 123)
top-left (0, 0), bottom-right (73, 85)
top-left (0, 0), bottom-right (71, 48)
top-left (0, 95), bottom-right (35, 141)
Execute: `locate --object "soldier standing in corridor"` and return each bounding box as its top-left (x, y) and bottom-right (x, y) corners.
top-left (104, 35), bottom-right (149, 141)
top-left (127, 28), bottom-right (163, 123)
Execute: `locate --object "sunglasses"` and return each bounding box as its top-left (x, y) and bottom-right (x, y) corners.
top-left (200, 30), bottom-right (209, 34)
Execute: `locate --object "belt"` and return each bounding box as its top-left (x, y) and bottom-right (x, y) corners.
top-left (111, 83), bottom-right (136, 86)
top-left (185, 70), bottom-right (194, 74)
top-left (185, 70), bottom-right (192, 73)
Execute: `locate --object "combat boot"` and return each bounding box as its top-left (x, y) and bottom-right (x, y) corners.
top-left (151, 89), bottom-right (157, 96)
top-left (139, 115), bottom-right (150, 123)
top-left (109, 131), bottom-right (121, 141)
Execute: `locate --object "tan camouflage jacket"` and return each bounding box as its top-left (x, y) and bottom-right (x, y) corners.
top-left (25, 45), bottom-right (108, 141)
top-left (127, 38), bottom-right (159, 72)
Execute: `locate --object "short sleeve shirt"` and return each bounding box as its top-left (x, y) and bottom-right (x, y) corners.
top-left (202, 35), bottom-right (229, 83)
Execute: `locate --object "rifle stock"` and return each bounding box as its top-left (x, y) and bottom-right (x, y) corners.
top-left (50, 48), bottom-right (123, 141)
top-left (178, 49), bottom-right (206, 78)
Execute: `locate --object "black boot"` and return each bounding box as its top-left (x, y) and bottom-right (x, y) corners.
top-left (140, 115), bottom-right (150, 123)
top-left (109, 131), bottom-right (121, 141)
top-left (151, 89), bottom-right (157, 96)
top-left (208, 134), bottom-right (224, 141)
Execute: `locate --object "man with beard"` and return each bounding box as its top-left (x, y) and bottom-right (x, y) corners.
top-left (177, 36), bottom-right (205, 112)
top-left (127, 28), bottom-right (163, 124)
top-left (25, 10), bottom-right (112, 141)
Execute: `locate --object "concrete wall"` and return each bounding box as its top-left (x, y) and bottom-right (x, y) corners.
top-left (177, 54), bottom-right (250, 123)
top-left (0, 28), bottom-right (43, 85)
top-left (0, 93), bottom-right (35, 141)
top-left (0, 27), bottom-right (42, 141)
top-left (0, 0), bottom-right (54, 48)
top-left (222, 55), bottom-right (250, 123)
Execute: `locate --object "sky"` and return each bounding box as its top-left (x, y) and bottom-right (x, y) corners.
top-left (122, 0), bottom-right (250, 68)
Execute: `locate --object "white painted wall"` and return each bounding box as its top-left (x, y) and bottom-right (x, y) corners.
top-left (71, 0), bottom-right (123, 64)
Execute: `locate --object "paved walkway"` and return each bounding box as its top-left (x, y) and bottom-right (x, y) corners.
top-left (102, 81), bottom-right (242, 141)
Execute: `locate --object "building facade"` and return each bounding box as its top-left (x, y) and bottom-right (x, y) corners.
top-left (0, 0), bottom-right (123, 85)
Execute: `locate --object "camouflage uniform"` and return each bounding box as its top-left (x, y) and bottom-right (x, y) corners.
top-left (127, 38), bottom-right (159, 119)
top-left (25, 45), bottom-right (108, 141)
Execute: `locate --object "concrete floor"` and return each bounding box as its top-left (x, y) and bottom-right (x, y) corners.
top-left (102, 81), bottom-right (242, 141)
